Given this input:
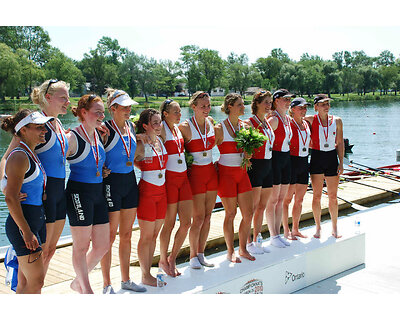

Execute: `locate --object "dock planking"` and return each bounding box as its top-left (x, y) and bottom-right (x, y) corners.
top-left (1, 176), bottom-right (399, 293)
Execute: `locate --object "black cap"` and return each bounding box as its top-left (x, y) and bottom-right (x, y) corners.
top-left (290, 97), bottom-right (311, 108)
top-left (314, 94), bottom-right (333, 104)
top-left (273, 89), bottom-right (296, 100)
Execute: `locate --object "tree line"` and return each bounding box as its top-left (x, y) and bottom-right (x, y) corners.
top-left (1, 26), bottom-right (400, 102)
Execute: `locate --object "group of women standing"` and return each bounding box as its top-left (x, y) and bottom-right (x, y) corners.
top-left (0, 78), bottom-right (344, 294)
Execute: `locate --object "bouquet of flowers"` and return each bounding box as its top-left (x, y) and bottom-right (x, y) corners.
top-left (234, 127), bottom-right (268, 170)
top-left (185, 151), bottom-right (194, 168)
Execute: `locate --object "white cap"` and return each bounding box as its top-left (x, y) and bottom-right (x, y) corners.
top-left (110, 93), bottom-right (138, 107)
top-left (14, 111), bottom-right (54, 133)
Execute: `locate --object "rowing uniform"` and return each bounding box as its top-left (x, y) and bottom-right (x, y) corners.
top-left (103, 120), bottom-right (139, 212)
top-left (163, 121), bottom-right (192, 204)
top-left (289, 119), bottom-right (311, 185)
top-left (136, 137), bottom-right (168, 221)
top-left (66, 127), bottom-right (108, 227)
top-left (272, 111), bottom-right (292, 185)
top-left (184, 117), bottom-right (218, 195)
top-left (35, 117), bottom-right (68, 223)
top-left (309, 114), bottom-right (338, 176)
top-left (217, 119), bottom-right (252, 198)
top-left (247, 115), bottom-right (275, 188)
top-left (3, 146), bottom-right (46, 256)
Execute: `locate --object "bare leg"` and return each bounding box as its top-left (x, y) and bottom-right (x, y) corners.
top-left (221, 196), bottom-right (241, 263)
top-left (274, 184), bottom-right (289, 237)
top-left (237, 190), bottom-right (255, 261)
top-left (248, 187), bottom-right (261, 243)
top-left (282, 185), bottom-right (295, 239)
top-left (159, 203), bottom-right (178, 276)
top-left (197, 190), bottom-right (217, 254)
top-left (291, 184), bottom-right (308, 239)
top-left (16, 253), bottom-right (45, 294)
top-left (325, 175), bottom-right (342, 238)
top-left (118, 208), bottom-right (136, 282)
top-left (189, 193), bottom-right (206, 259)
top-left (265, 185), bottom-right (281, 237)
top-left (101, 211), bottom-right (120, 287)
top-left (311, 174), bottom-right (324, 238)
top-left (42, 219), bottom-right (66, 275)
top-left (168, 200), bottom-right (192, 276)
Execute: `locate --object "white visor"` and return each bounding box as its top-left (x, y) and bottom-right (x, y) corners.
top-left (111, 94), bottom-right (139, 107)
top-left (14, 111), bottom-right (54, 133)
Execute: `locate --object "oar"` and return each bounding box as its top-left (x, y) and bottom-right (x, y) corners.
top-left (340, 176), bottom-right (400, 196)
top-left (343, 158), bottom-right (400, 183)
top-left (348, 159), bottom-right (400, 178)
top-left (313, 189), bottom-right (368, 211)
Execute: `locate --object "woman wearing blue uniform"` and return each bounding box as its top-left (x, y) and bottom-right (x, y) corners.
top-left (0, 79), bottom-right (71, 276)
top-left (1, 109), bottom-right (54, 293)
top-left (66, 94), bottom-right (110, 294)
top-left (100, 88), bottom-right (146, 294)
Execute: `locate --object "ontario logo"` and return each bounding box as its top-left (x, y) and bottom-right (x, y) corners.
top-left (240, 279), bottom-right (263, 294)
top-left (284, 271), bottom-right (305, 285)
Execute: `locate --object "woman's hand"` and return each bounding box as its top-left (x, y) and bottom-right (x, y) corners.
top-left (102, 165), bottom-right (111, 178)
top-left (337, 162), bottom-right (344, 175)
top-left (243, 151), bottom-right (252, 160)
top-left (21, 229), bottom-right (40, 251)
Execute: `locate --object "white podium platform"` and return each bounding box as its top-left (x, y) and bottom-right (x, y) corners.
top-left (129, 215), bottom-right (365, 294)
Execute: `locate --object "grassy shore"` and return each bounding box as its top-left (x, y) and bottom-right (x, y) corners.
top-left (1, 92), bottom-right (399, 113)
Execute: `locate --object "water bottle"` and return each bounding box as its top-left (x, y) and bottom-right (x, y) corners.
top-left (354, 220), bottom-right (361, 234)
top-left (256, 233), bottom-right (263, 248)
top-left (157, 268), bottom-right (165, 288)
top-left (144, 144), bottom-right (153, 163)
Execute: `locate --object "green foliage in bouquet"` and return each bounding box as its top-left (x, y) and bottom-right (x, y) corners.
top-left (185, 151), bottom-right (194, 168)
top-left (234, 127), bottom-right (268, 170)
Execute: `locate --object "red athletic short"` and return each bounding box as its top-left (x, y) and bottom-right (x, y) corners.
top-left (137, 180), bottom-right (167, 221)
top-left (165, 170), bottom-right (193, 204)
top-left (187, 163), bottom-right (218, 195)
top-left (217, 163), bottom-right (252, 198)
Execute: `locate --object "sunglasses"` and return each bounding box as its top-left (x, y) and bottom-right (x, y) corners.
top-left (86, 94), bottom-right (97, 106)
top-left (28, 248), bottom-right (43, 264)
top-left (45, 79), bottom-right (59, 95)
top-left (164, 99), bottom-right (174, 106)
top-left (195, 92), bottom-right (209, 100)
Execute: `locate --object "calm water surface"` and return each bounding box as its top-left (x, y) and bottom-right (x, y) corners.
top-left (0, 100), bottom-right (399, 247)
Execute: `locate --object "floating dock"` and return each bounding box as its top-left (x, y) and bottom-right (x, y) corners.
top-left (0, 175), bottom-right (399, 294)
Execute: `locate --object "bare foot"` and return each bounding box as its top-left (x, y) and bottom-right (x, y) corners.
top-left (313, 228), bottom-right (321, 239)
top-left (292, 231), bottom-right (308, 239)
top-left (284, 230), bottom-right (292, 239)
top-left (142, 275), bottom-right (158, 287)
top-left (332, 230), bottom-right (342, 239)
top-left (239, 249), bottom-right (256, 261)
top-left (167, 256), bottom-right (181, 277)
top-left (159, 259), bottom-right (174, 277)
top-left (226, 252), bottom-right (241, 263)
top-left (70, 278), bottom-right (82, 293)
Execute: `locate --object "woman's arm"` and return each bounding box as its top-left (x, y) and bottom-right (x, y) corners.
top-left (5, 152), bottom-right (40, 251)
top-left (335, 117), bottom-right (344, 175)
top-left (0, 136), bottom-right (20, 182)
top-left (267, 116), bottom-right (279, 131)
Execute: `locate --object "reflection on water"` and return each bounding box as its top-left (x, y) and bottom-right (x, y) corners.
top-left (1, 100), bottom-right (400, 247)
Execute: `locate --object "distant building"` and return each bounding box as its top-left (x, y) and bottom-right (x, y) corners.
top-left (210, 87), bottom-right (225, 97)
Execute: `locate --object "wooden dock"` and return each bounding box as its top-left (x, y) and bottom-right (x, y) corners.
top-left (1, 175), bottom-right (399, 294)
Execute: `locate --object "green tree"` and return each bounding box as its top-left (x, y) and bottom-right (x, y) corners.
top-left (377, 50), bottom-right (395, 67)
top-left (226, 53), bottom-right (253, 96)
top-left (197, 48), bottom-right (225, 94)
top-left (0, 43), bottom-right (21, 101)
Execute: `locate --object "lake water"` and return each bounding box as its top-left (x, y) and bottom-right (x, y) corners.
top-left (1, 100), bottom-right (399, 248)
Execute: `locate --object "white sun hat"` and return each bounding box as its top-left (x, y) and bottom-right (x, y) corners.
top-left (14, 111), bottom-right (54, 133)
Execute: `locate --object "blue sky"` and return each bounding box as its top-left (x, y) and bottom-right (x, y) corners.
top-left (3, 0), bottom-right (400, 63)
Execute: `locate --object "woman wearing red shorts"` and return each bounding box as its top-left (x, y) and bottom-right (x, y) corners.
top-left (134, 109), bottom-right (168, 287)
top-left (215, 93), bottom-right (254, 263)
top-left (179, 91), bottom-right (218, 269)
top-left (158, 99), bottom-right (193, 277)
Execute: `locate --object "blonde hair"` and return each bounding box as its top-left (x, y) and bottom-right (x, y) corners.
top-left (189, 91), bottom-right (210, 107)
top-left (31, 79), bottom-right (70, 108)
top-left (221, 93), bottom-right (242, 115)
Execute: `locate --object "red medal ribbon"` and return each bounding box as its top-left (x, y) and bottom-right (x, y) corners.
top-left (111, 120), bottom-right (132, 160)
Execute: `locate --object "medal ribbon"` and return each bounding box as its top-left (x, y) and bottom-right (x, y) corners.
top-left (254, 115), bottom-right (272, 143)
top-left (274, 111), bottom-right (292, 141)
top-left (80, 124), bottom-right (100, 173)
top-left (41, 111), bottom-right (66, 160)
top-left (291, 119), bottom-right (308, 149)
top-left (149, 137), bottom-right (165, 172)
top-left (111, 120), bottom-right (132, 161)
top-left (226, 117), bottom-right (242, 137)
top-left (192, 116), bottom-right (208, 151)
top-left (317, 114), bottom-right (331, 146)
top-left (19, 141), bottom-right (47, 195)
top-left (165, 121), bottom-right (182, 157)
